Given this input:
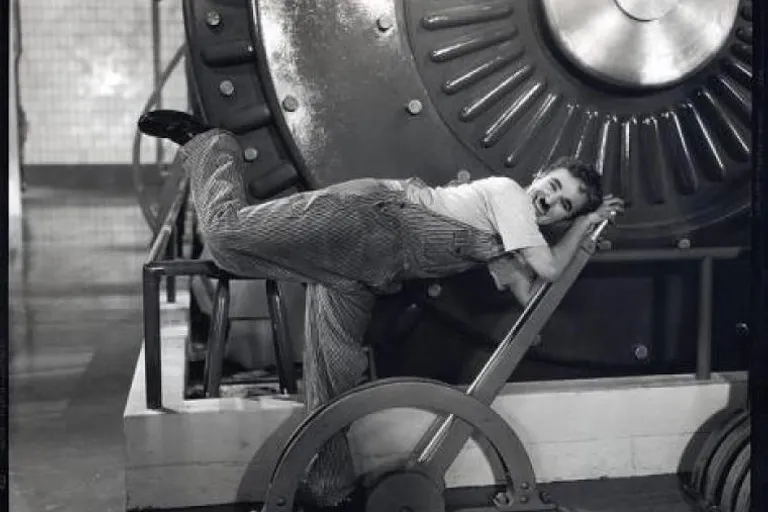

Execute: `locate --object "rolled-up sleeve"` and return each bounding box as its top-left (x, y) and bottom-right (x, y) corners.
top-left (483, 178), bottom-right (546, 252)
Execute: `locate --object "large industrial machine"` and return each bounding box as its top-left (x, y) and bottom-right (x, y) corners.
top-left (124, 1), bottom-right (755, 511)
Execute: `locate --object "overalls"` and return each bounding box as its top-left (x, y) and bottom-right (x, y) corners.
top-left (180, 131), bottom-right (506, 505)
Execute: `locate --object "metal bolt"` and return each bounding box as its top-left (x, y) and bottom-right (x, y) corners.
top-left (205, 10), bottom-right (221, 27)
top-left (377, 16), bottom-right (394, 31)
top-left (457, 169), bottom-right (471, 183)
top-left (540, 491), bottom-right (551, 503)
top-left (633, 344), bottom-right (649, 361)
top-left (520, 481), bottom-right (530, 490)
top-left (598, 239), bottom-right (612, 251)
top-left (219, 80), bottom-right (235, 97)
top-left (282, 96), bottom-right (299, 112)
top-left (427, 283), bottom-right (442, 298)
top-left (406, 99), bottom-right (423, 115)
top-left (276, 497), bottom-right (286, 506)
top-left (243, 147), bottom-right (259, 162)
top-left (494, 492), bottom-right (510, 505)
top-left (735, 323), bottom-right (750, 337)
top-left (677, 238), bottom-right (691, 250)
top-left (520, 495), bottom-right (529, 504)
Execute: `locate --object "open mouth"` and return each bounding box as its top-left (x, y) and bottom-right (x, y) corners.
top-left (533, 194), bottom-right (548, 216)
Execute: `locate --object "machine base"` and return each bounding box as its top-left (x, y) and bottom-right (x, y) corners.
top-left (123, 289), bottom-right (747, 511)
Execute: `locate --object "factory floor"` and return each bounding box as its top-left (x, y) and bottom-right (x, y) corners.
top-left (8, 182), bottom-right (698, 512)
top-left (9, 183), bottom-right (149, 512)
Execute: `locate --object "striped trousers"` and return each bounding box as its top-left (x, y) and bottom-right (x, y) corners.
top-left (179, 131), bottom-right (504, 506)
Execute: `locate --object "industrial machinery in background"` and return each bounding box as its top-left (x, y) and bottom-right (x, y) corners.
top-left (131, 1), bottom-right (754, 510)
top-left (176, 0), bottom-right (752, 383)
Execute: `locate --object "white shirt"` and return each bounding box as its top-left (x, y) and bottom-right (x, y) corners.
top-left (384, 176), bottom-right (546, 252)
top-left (383, 176), bottom-right (546, 291)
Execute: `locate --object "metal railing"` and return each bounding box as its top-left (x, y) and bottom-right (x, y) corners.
top-left (141, 171), bottom-right (298, 410)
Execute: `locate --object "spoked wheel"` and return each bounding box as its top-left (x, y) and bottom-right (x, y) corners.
top-left (262, 378), bottom-right (556, 512)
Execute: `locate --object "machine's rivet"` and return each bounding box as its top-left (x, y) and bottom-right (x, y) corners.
top-left (406, 99), bottom-right (423, 115)
top-left (244, 147), bottom-right (259, 162)
top-left (735, 323), bottom-right (750, 337)
top-left (457, 169), bottom-right (471, 183)
top-left (540, 491), bottom-right (551, 503)
top-left (598, 239), bottom-right (612, 251)
top-left (520, 495), bottom-right (529, 504)
top-left (276, 497), bottom-right (286, 506)
top-left (282, 96), bottom-right (299, 112)
top-left (494, 492), bottom-right (510, 505)
top-left (219, 80), bottom-right (235, 97)
top-left (520, 481), bottom-right (530, 490)
top-left (633, 344), bottom-right (649, 360)
top-left (377, 16), bottom-right (394, 31)
top-left (677, 238), bottom-right (691, 249)
top-left (205, 10), bottom-right (222, 27)
top-left (427, 283), bottom-right (442, 298)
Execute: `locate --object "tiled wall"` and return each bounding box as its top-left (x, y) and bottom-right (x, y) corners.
top-left (18, 0), bottom-right (189, 165)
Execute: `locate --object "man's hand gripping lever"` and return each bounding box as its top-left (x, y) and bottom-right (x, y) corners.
top-left (586, 195), bottom-right (625, 245)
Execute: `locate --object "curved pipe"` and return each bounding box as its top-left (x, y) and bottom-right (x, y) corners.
top-left (131, 43), bottom-right (188, 231)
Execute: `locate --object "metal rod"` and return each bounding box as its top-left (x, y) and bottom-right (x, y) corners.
top-left (203, 279), bottom-right (230, 398)
top-left (696, 257), bottom-right (714, 380)
top-left (266, 280), bottom-right (298, 394)
top-left (146, 176), bottom-right (189, 263)
top-left (165, 232), bottom-right (176, 303)
top-left (176, 198), bottom-right (187, 259)
top-left (143, 267), bottom-right (163, 410)
top-left (415, 229), bottom-right (602, 474)
top-left (591, 246), bottom-right (744, 262)
top-left (151, 0), bottom-right (163, 166)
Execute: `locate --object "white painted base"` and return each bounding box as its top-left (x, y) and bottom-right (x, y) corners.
top-left (123, 290), bottom-right (747, 510)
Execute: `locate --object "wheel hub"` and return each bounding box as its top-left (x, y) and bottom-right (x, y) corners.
top-left (542, 0), bottom-right (740, 88)
top-left (365, 470), bottom-right (445, 512)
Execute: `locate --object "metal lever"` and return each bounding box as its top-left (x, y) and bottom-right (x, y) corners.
top-left (413, 217), bottom-right (614, 477)
top-left (589, 215), bottom-right (615, 242)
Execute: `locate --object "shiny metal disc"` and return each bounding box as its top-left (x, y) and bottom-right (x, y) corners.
top-left (542, 0), bottom-right (740, 88)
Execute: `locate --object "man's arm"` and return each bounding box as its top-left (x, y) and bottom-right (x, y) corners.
top-left (519, 197), bottom-right (624, 282)
top-left (487, 254), bottom-right (542, 305)
top-left (518, 217), bottom-right (592, 282)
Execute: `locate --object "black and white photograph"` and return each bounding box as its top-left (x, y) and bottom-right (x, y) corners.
top-left (6, 1), bottom-right (767, 511)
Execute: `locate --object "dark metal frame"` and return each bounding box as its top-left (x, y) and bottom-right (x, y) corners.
top-left (141, 172), bottom-right (297, 410)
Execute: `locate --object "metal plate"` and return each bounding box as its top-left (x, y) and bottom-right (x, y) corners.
top-left (253, 0), bottom-right (489, 189)
top-left (404, 0), bottom-right (752, 246)
top-left (181, 0), bottom-right (754, 246)
top-left (183, 0), bottom-right (302, 202)
top-left (541, 0), bottom-right (740, 88)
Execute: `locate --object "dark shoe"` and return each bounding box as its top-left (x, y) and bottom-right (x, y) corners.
top-left (137, 109), bottom-right (209, 146)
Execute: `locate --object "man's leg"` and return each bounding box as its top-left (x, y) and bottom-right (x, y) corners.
top-left (302, 282), bottom-right (376, 507)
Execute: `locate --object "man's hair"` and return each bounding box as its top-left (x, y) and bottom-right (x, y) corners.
top-left (539, 156), bottom-right (603, 217)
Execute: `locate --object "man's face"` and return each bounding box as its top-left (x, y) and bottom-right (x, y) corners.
top-left (526, 167), bottom-right (590, 225)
